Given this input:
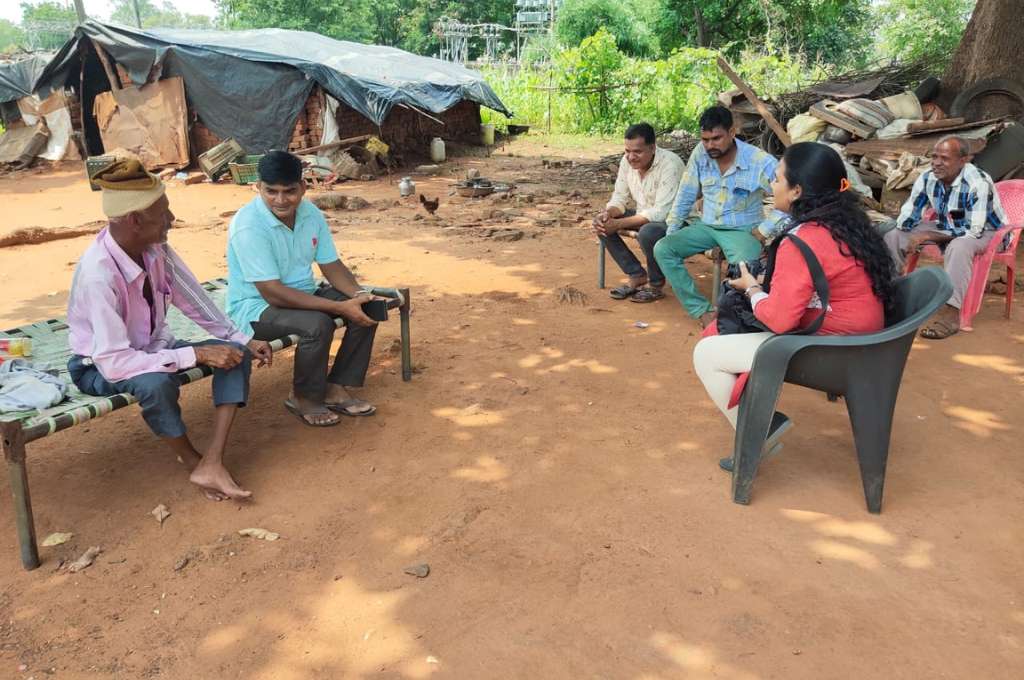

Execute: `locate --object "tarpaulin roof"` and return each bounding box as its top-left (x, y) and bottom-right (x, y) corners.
top-left (0, 54), bottom-right (52, 104)
top-left (37, 21), bottom-right (511, 153)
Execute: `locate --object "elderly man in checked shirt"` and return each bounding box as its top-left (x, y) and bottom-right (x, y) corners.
top-left (653, 105), bottom-right (785, 327)
top-left (66, 160), bottom-right (273, 501)
top-left (885, 135), bottom-right (1007, 339)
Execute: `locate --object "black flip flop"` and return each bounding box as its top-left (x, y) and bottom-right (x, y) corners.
top-left (609, 284), bottom-right (639, 300)
top-left (629, 286), bottom-right (665, 303)
top-left (326, 398), bottom-right (377, 417)
top-left (284, 399), bottom-right (341, 427)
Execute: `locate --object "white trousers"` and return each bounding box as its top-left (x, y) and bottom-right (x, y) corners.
top-left (693, 332), bottom-right (772, 428)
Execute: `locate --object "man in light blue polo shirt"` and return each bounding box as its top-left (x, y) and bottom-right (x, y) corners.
top-left (227, 151), bottom-right (381, 427)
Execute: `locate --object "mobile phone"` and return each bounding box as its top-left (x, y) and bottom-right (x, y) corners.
top-left (361, 298), bottom-right (389, 322)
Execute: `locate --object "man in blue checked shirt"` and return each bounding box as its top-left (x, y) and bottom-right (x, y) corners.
top-left (653, 105), bottom-right (785, 327)
top-left (885, 135), bottom-right (1007, 339)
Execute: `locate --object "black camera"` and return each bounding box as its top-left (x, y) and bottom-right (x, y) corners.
top-left (725, 258), bottom-right (766, 281)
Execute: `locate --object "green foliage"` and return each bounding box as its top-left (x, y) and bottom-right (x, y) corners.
top-left (876, 0), bottom-right (974, 65)
top-left (480, 31), bottom-right (822, 135)
top-left (215, 0), bottom-right (377, 42)
top-left (555, 0), bottom-right (658, 57)
top-left (19, 1), bottom-right (76, 51)
top-left (0, 19), bottom-right (26, 54)
top-left (216, 0), bottom-right (515, 54)
top-left (110, 0), bottom-right (215, 29)
top-left (653, 0), bottom-right (872, 66)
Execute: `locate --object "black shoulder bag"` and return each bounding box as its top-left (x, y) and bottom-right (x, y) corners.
top-left (715, 231), bottom-right (830, 335)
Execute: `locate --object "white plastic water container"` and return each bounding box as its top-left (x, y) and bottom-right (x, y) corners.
top-left (430, 137), bottom-right (446, 163)
top-left (481, 123), bottom-right (495, 145)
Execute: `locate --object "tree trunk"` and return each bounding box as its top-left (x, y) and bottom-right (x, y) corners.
top-left (939, 0), bottom-right (1024, 117)
top-left (693, 5), bottom-right (707, 47)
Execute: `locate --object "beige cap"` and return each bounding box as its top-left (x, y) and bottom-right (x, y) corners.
top-left (93, 158), bottom-right (167, 218)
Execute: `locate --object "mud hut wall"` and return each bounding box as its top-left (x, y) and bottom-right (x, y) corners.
top-left (332, 99), bottom-right (482, 156)
top-left (189, 91), bottom-right (483, 161)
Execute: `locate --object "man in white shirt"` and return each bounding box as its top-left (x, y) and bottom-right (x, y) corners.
top-left (592, 123), bottom-right (685, 303)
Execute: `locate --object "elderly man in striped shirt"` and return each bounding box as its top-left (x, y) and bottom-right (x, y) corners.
top-left (66, 160), bottom-right (272, 501)
top-left (654, 106), bottom-right (784, 327)
top-left (885, 135), bottom-right (1007, 339)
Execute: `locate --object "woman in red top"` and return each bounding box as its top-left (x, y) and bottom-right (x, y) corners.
top-left (693, 142), bottom-right (897, 470)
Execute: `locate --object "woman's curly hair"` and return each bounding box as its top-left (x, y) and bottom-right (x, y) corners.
top-left (780, 142), bottom-right (898, 311)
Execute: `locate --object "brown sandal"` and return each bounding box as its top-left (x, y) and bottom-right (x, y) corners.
top-left (920, 318), bottom-right (959, 339)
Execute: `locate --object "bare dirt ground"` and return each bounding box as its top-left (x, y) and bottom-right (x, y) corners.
top-left (0, 137), bottom-right (1022, 679)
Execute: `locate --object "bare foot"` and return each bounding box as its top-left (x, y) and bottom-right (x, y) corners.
top-left (189, 461), bottom-right (252, 501)
top-left (698, 311), bottom-right (717, 329)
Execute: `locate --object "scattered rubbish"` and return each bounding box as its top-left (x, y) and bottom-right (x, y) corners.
top-left (183, 172), bottom-right (205, 185)
top-left (67, 546), bottom-right (102, 573)
top-left (174, 172), bottom-right (188, 180)
top-left (466, 168), bottom-right (481, 180)
top-left (415, 164), bottom-right (442, 175)
top-left (634, 321), bottom-right (650, 329)
top-left (41, 532), bottom-right (72, 547)
top-left (173, 556), bottom-right (190, 571)
top-left (151, 504), bottom-right (171, 525)
top-left (556, 285), bottom-right (588, 306)
top-left (404, 563), bottom-right (430, 578)
top-left (427, 656), bottom-right (440, 665)
top-left (238, 528), bottom-right (280, 541)
top-left (218, 209), bottom-right (237, 218)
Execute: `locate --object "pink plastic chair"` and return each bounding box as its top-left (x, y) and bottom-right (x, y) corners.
top-left (905, 179), bottom-right (1024, 331)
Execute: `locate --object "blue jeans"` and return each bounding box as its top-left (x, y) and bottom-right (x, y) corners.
top-left (68, 340), bottom-right (251, 438)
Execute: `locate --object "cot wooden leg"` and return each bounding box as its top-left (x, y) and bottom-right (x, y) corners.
top-left (1, 422), bottom-right (40, 570)
top-left (598, 241), bottom-right (606, 289)
top-left (399, 287), bottom-right (412, 382)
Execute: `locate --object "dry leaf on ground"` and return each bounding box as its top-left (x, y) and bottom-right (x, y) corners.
top-left (41, 532), bottom-right (73, 547)
top-left (238, 528), bottom-right (280, 541)
top-left (67, 546), bottom-right (102, 573)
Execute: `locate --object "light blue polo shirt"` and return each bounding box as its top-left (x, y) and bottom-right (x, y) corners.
top-left (226, 196), bottom-right (339, 333)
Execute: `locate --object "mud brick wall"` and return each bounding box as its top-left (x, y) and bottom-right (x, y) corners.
top-left (287, 87), bottom-right (325, 153)
top-left (333, 99), bottom-right (483, 157)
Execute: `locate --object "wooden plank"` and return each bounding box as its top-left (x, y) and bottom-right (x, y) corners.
top-left (846, 135), bottom-right (987, 159)
top-left (906, 117), bottom-right (965, 134)
top-left (716, 56), bottom-right (792, 147)
top-left (906, 116), bottom-right (1007, 137)
top-left (292, 134), bottom-right (373, 156)
top-left (808, 101), bottom-right (875, 139)
top-left (90, 39), bottom-right (121, 92)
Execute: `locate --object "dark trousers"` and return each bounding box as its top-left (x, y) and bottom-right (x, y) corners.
top-left (68, 339), bottom-right (251, 439)
top-left (252, 285), bottom-right (377, 402)
top-left (599, 215), bottom-right (668, 286)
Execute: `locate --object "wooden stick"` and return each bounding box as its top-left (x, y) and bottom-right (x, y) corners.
top-left (716, 56), bottom-right (791, 147)
top-left (291, 134), bottom-right (373, 156)
top-left (90, 39), bottom-right (121, 92)
top-left (906, 117), bottom-right (965, 133)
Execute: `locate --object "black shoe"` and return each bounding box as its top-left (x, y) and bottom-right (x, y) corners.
top-left (718, 412), bottom-right (792, 472)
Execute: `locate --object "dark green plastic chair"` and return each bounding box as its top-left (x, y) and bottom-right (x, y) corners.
top-left (728, 267), bottom-right (953, 513)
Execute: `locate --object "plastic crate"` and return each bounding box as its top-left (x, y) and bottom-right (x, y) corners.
top-left (198, 138), bottom-right (244, 179)
top-left (227, 155), bottom-right (263, 185)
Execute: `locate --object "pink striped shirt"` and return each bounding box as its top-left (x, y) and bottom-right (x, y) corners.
top-left (67, 227), bottom-right (250, 382)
